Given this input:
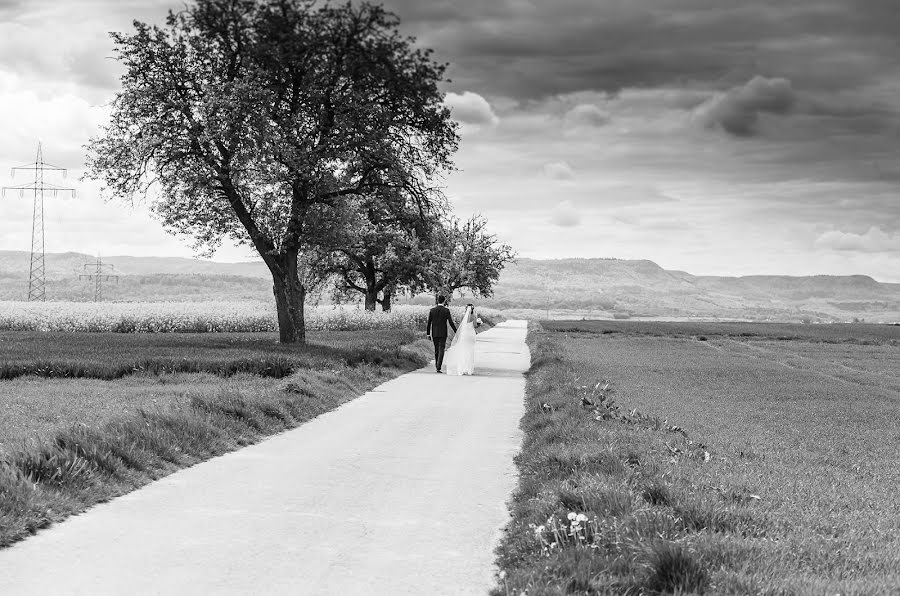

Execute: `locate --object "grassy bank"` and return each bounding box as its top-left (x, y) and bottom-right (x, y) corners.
top-left (0, 331), bottom-right (432, 548)
top-left (0, 329), bottom-right (419, 381)
top-left (493, 321), bottom-right (900, 594)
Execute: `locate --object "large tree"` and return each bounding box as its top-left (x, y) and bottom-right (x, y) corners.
top-left (85, 0), bottom-right (457, 343)
top-left (421, 215), bottom-right (516, 301)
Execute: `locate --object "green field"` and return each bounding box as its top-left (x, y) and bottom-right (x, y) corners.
top-left (495, 320), bottom-right (900, 595)
top-left (0, 329), bottom-right (418, 380)
top-left (0, 329), bottom-right (430, 547)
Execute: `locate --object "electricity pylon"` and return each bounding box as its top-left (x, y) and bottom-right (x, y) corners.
top-left (2, 142), bottom-right (75, 301)
top-left (79, 255), bottom-right (118, 302)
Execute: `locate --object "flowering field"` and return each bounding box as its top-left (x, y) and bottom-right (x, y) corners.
top-left (0, 301), bottom-right (502, 333)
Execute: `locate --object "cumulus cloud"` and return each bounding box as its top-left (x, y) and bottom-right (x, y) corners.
top-left (693, 76), bottom-right (797, 137)
top-left (444, 91), bottom-right (499, 127)
top-left (543, 161), bottom-right (576, 180)
top-left (551, 200), bottom-right (581, 227)
top-left (563, 104), bottom-right (609, 129)
top-left (815, 226), bottom-right (900, 253)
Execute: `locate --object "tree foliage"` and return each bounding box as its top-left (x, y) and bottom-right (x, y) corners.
top-left (420, 215), bottom-right (516, 301)
top-left (307, 188), bottom-right (438, 311)
top-left (85, 0), bottom-right (458, 342)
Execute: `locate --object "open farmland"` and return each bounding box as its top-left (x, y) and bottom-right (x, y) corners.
top-left (0, 329), bottom-right (419, 381)
top-left (0, 299), bottom-right (482, 546)
top-left (495, 320), bottom-right (900, 594)
top-left (0, 329), bottom-right (420, 451)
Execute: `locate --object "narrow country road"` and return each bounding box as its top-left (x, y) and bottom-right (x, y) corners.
top-left (0, 320), bottom-right (530, 595)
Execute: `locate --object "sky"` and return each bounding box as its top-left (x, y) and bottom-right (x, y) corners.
top-left (0, 0), bottom-right (898, 280)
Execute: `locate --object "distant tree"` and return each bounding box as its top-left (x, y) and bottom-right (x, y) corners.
top-left (315, 190), bottom-right (441, 311)
top-left (85, 0), bottom-right (457, 343)
top-left (420, 215), bottom-right (516, 301)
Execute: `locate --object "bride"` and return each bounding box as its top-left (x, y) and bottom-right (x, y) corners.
top-left (444, 304), bottom-right (479, 376)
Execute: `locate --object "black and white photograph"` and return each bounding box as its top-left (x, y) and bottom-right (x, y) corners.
top-left (0, 0), bottom-right (898, 594)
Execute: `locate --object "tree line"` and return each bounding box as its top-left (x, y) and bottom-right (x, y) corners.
top-left (85, 0), bottom-right (513, 343)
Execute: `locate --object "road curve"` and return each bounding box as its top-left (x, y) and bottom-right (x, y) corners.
top-left (0, 320), bottom-right (530, 596)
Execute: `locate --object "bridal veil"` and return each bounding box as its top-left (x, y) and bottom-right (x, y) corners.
top-left (445, 305), bottom-right (477, 376)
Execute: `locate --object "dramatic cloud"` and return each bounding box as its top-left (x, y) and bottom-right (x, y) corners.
top-left (815, 227), bottom-right (900, 253)
top-left (543, 161), bottom-right (576, 181)
top-left (386, 0), bottom-right (900, 101)
top-left (551, 200), bottom-right (581, 228)
top-left (444, 91), bottom-right (499, 127)
top-left (0, 0), bottom-right (897, 279)
top-left (693, 76), bottom-right (797, 137)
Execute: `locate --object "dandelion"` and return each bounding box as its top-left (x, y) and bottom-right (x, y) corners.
top-left (567, 512), bottom-right (577, 521)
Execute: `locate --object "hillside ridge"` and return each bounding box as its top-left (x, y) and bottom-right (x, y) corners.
top-left (0, 251), bottom-right (897, 322)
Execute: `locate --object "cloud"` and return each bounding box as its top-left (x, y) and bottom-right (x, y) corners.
top-left (386, 0), bottom-right (900, 108)
top-left (693, 76), bottom-right (797, 137)
top-left (444, 91), bottom-right (499, 127)
top-left (563, 104), bottom-right (609, 129)
top-left (0, 0), bottom-right (896, 282)
top-left (0, 1), bottom-right (181, 95)
top-left (814, 227), bottom-right (900, 253)
top-left (543, 161), bottom-right (576, 180)
top-left (550, 200), bottom-right (581, 227)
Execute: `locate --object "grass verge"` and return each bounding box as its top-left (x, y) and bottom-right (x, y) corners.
top-left (0, 334), bottom-right (432, 548)
top-left (0, 329), bottom-right (418, 381)
top-left (492, 322), bottom-right (899, 595)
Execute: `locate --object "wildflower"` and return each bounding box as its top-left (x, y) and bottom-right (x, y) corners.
top-left (567, 512), bottom-right (577, 521)
top-left (576, 513), bottom-right (588, 523)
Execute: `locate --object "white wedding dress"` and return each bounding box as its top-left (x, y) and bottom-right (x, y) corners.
top-left (444, 306), bottom-right (477, 376)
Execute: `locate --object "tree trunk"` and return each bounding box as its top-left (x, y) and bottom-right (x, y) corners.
top-left (380, 289), bottom-right (393, 312)
top-left (364, 290), bottom-right (377, 311)
top-left (363, 258), bottom-right (377, 311)
top-left (270, 251), bottom-right (306, 344)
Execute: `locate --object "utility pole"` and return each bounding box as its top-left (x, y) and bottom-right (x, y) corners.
top-left (2, 142), bottom-right (75, 301)
top-left (79, 255), bottom-right (118, 302)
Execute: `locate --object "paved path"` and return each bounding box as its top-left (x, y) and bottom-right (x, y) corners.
top-left (0, 320), bottom-right (530, 595)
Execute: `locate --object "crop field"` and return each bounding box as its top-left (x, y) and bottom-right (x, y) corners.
top-left (0, 301), bottom-right (502, 333)
top-left (496, 320), bottom-right (900, 594)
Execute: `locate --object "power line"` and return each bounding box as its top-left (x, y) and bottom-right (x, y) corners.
top-left (2, 142), bottom-right (76, 301)
top-left (79, 255), bottom-right (118, 302)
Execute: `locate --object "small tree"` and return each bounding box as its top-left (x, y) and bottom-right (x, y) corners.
top-left (85, 0), bottom-right (457, 343)
top-left (316, 189), bottom-right (439, 311)
top-left (421, 215), bottom-right (516, 301)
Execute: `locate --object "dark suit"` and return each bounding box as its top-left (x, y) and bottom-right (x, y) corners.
top-left (426, 305), bottom-right (457, 372)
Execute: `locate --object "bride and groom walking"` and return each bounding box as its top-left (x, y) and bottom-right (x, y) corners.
top-left (425, 296), bottom-right (480, 375)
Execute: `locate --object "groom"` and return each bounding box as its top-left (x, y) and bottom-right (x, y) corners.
top-left (426, 295), bottom-right (457, 373)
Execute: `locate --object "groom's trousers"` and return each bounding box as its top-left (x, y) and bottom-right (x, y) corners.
top-left (432, 336), bottom-right (448, 371)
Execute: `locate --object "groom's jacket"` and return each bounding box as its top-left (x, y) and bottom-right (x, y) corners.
top-left (427, 305), bottom-right (457, 338)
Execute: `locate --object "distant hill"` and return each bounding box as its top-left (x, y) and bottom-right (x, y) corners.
top-left (0, 251), bottom-right (269, 278)
top-left (1, 251), bottom-right (898, 322)
top-left (0, 251), bottom-right (270, 302)
top-left (477, 258), bottom-right (900, 322)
